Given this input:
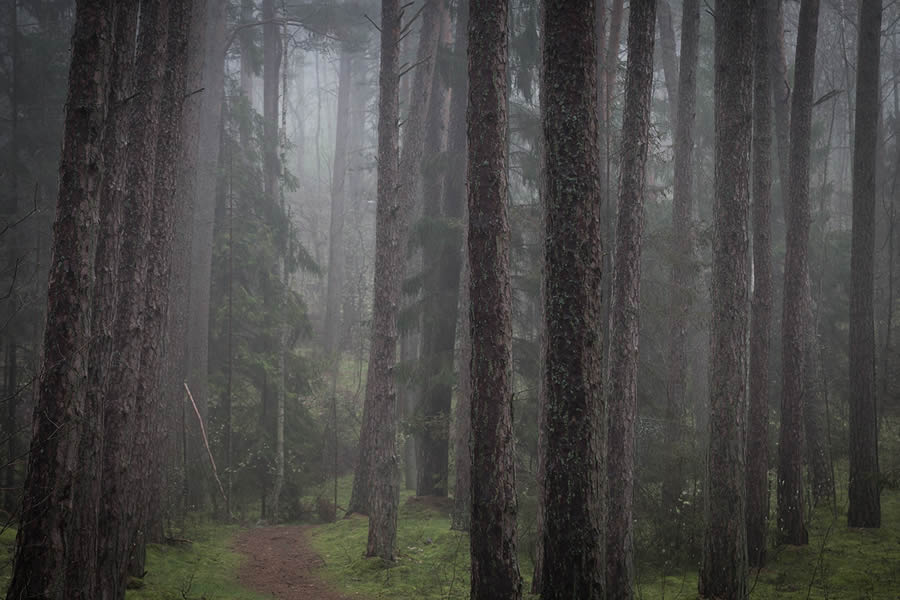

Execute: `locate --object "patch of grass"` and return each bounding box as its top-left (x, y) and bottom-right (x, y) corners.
top-left (126, 518), bottom-right (268, 600)
top-left (634, 489), bottom-right (900, 599)
top-left (311, 486), bottom-right (900, 600)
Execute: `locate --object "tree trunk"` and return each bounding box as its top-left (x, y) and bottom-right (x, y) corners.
top-left (324, 49), bottom-right (353, 357)
top-left (348, 0), bottom-right (443, 523)
top-left (662, 0), bottom-right (700, 539)
top-left (185, 0), bottom-right (226, 513)
top-left (448, 0), bottom-right (471, 532)
top-left (769, 0), bottom-right (791, 207)
top-left (656, 0), bottom-right (678, 122)
top-left (747, 0), bottom-right (773, 569)
top-left (96, 3), bottom-right (190, 597)
top-left (417, 0), bottom-right (453, 498)
top-left (606, 2), bottom-right (655, 597)
top-left (699, 1), bottom-right (752, 598)
top-left (540, 1), bottom-right (605, 599)
top-left (5, 5), bottom-right (115, 596)
top-left (778, 0), bottom-right (819, 547)
top-left (467, 1), bottom-right (522, 598)
top-left (848, 0), bottom-right (882, 529)
top-left (353, 0), bottom-right (403, 555)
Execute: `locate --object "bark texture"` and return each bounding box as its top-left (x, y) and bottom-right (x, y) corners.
top-left (699, 1), bottom-right (752, 597)
top-left (467, 1), bottom-right (522, 598)
top-left (848, 0), bottom-right (882, 529)
top-left (6, 2), bottom-right (114, 596)
top-left (747, 0), bottom-right (773, 569)
top-left (540, 1), bottom-right (605, 599)
top-left (348, 0), bottom-right (443, 521)
top-left (358, 0), bottom-right (402, 557)
top-left (606, 2), bottom-right (655, 597)
top-left (778, 0), bottom-right (819, 548)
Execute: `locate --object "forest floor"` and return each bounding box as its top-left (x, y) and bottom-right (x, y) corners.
top-left (234, 525), bottom-right (356, 599)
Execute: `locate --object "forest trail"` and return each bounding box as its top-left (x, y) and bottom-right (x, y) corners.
top-left (234, 526), bottom-right (356, 599)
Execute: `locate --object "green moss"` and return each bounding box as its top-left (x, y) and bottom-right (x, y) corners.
top-left (126, 521), bottom-right (268, 600)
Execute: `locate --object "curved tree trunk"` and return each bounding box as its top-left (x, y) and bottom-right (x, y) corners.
top-left (606, 2), bottom-right (655, 597)
top-left (699, 1), bottom-right (752, 597)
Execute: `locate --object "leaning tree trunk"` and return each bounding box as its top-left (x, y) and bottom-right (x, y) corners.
top-left (848, 0), bottom-right (882, 529)
top-left (699, 1), bottom-right (752, 598)
top-left (540, 1), bottom-right (605, 599)
top-left (467, 1), bottom-right (522, 598)
top-left (747, 0), bottom-right (773, 569)
top-left (778, 0), bottom-right (819, 548)
top-left (606, 2), bottom-right (655, 597)
top-left (5, 3), bottom-right (115, 597)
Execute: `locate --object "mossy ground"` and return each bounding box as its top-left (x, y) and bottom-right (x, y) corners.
top-left (0, 479), bottom-right (896, 599)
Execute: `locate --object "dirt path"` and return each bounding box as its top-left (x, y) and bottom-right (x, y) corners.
top-left (234, 525), bottom-right (355, 599)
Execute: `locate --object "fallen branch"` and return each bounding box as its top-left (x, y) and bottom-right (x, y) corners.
top-left (183, 382), bottom-right (230, 514)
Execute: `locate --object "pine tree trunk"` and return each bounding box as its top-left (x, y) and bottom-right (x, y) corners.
top-left (656, 0), bottom-right (678, 122)
top-left (606, 2), bottom-right (655, 597)
top-left (448, 0), bottom-right (471, 532)
top-left (467, 1), bottom-right (522, 597)
top-left (540, 1), bottom-right (605, 599)
top-left (662, 0), bottom-right (700, 544)
top-left (699, 1), bottom-right (752, 597)
top-left (848, 0), bottom-right (882, 529)
top-left (747, 0), bottom-right (773, 569)
top-left (324, 49), bottom-right (353, 358)
top-left (417, 0), bottom-right (453, 498)
top-left (5, 5), bottom-right (115, 596)
top-left (356, 0), bottom-right (403, 556)
top-left (349, 0), bottom-right (443, 522)
top-left (778, 0), bottom-right (819, 547)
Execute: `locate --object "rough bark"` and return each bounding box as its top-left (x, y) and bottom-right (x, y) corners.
top-left (467, 1), bottom-right (522, 598)
top-left (606, 2), bottom-right (655, 597)
top-left (540, 1), bottom-right (605, 599)
top-left (699, 1), bottom-right (752, 598)
top-left (348, 0), bottom-right (443, 522)
top-left (417, 0), bottom-right (453, 498)
top-left (778, 0), bottom-right (819, 548)
top-left (448, 0), bottom-right (471, 531)
top-left (184, 0), bottom-right (226, 512)
top-left (5, 2), bottom-right (114, 597)
top-left (130, 0), bottom-right (192, 574)
top-left (96, 3), bottom-right (190, 598)
top-left (356, 0), bottom-right (402, 556)
top-left (848, 0), bottom-right (882, 529)
top-left (662, 0), bottom-right (700, 535)
top-left (747, 0), bottom-right (773, 569)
